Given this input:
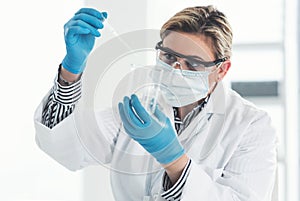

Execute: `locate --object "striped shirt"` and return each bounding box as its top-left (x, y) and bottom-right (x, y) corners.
top-left (42, 69), bottom-right (209, 201)
top-left (161, 159), bottom-right (192, 200)
top-left (174, 96), bottom-right (210, 135)
top-left (41, 69), bottom-right (82, 128)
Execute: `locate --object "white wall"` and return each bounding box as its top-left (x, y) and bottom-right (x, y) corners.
top-left (0, 1), bottom-right (85, 200)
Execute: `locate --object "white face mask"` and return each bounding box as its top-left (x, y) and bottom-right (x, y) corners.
top-left (152, 59), bottom-right (210, 107)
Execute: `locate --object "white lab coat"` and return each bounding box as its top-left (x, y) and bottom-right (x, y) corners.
top-left (34, 82), bottom-right (277, 201)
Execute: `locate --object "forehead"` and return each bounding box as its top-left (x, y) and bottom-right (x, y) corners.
top-left (162, 31), bottom-right (215, 60)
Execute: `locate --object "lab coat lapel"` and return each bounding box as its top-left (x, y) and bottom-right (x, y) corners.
top-left (179, 82), bottom-right (227, 161)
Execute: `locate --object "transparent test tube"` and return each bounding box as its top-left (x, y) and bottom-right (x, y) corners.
top-left (139, 67), bottom-right (164, 115)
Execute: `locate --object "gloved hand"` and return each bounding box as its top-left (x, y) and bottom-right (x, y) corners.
top-left (62, 8), bottom-right (107, 74)
top-left (118, 94), bottom-right (185, 164)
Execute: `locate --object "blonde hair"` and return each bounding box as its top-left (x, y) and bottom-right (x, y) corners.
top-left (160, 5), bottom-right (233, 59)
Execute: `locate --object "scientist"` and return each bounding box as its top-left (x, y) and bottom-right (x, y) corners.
top-left (34, 5), bottom-right (277, 201)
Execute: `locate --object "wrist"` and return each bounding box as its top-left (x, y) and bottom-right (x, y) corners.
top-left (62, 55), bottom-right (86, 74)
top-left (163, 154), bottom-right (189, 185)
top-left (150, 135), bottom-right (185, 164)
top-left (60, 65), bottom-right (81, 83)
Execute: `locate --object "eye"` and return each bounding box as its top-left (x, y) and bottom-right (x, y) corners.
top-left (161, 52), bottom-right (177, 62)
top-left (185, 60), bottom-right (206, 71)
top-left (185, 61), bottom-right (198, 71)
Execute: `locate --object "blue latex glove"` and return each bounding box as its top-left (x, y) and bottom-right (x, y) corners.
top-left (118, 94), bottom-right (185, 164)
top-left (62, 8), bottom-right (107, 74)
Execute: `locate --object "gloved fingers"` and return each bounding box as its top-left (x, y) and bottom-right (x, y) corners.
top-left (66, 20), bottom-right (101, 37)
top-left (73, 13), bottom-right (105, 29)
top-left (153, 104), bottom-right (168, 123)
top-left (64, 26), bottom-right (91, 45)
top-left (123, 96), bottom-right (147, 127)
top-left (149, 98), bottom-right (166, 121)
top-left (118, 102), bottom-right (135, 133)
top-left (130, 94), bottom-right (151, 125)
top-left (101, 12), bottom-right (108, 19)
top-left (75, 8), bottom-right (108, 20)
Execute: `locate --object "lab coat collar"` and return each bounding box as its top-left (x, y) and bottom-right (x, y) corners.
top-left (177, 81), bottom-right (226, 150)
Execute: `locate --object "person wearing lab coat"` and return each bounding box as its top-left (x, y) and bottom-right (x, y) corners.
top-left (34, 5), bottom-right (277, 201)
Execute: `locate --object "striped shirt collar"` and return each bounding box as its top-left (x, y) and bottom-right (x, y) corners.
top-left (173, 95), bottom-right (210, 135)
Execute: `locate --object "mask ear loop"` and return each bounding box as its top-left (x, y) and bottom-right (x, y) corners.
top-left (209, 61), bottom-right (222, 73)
top-left (208, 61), bottom-right (225, 95)
top-left (209, 56), bottom-right (228, 75)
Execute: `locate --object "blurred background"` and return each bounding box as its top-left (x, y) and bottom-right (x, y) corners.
top-left (0, 0), bottom-right (299, 200)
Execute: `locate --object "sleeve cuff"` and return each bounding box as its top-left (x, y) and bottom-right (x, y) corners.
top-left (161, 159), bottom-right (192, 201)
top-left (53, 72), bottom-right (82, 105)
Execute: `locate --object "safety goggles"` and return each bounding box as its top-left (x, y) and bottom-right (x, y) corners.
top-left (155, 41), bottom-right (227, 71)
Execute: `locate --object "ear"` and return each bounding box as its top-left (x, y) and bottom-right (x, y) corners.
top-left (217, 60), bottom-right (231, 80)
